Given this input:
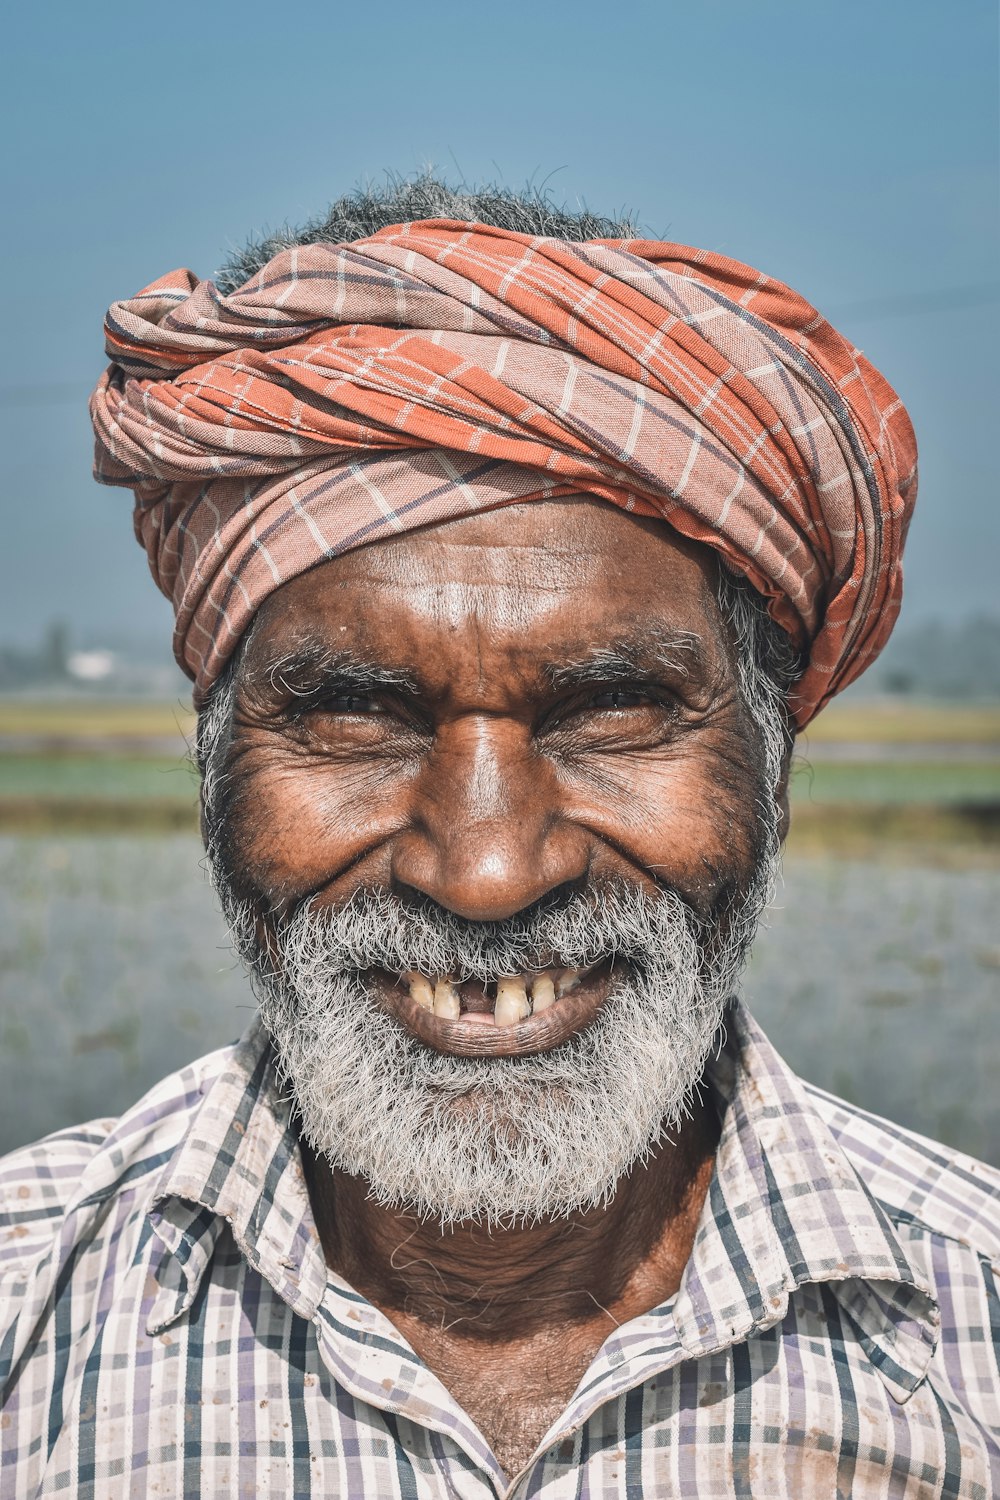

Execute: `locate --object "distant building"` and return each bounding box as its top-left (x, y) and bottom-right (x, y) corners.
top-left (0, 623), bottom-right (188, 698)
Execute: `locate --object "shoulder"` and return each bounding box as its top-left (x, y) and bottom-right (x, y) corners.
top-left (806, 1082), bottom-right (1000, 1266)
top-left (0, 1040), bottom-right (237, 1276)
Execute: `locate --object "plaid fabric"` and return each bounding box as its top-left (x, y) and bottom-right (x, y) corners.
top-left (2, 1002), bottom-right (997, 1499)
top-left (89, 222), bottom-right (918, 726)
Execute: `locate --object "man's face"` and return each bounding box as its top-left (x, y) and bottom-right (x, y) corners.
top-left (209, 496), bottom-right (782, 1224)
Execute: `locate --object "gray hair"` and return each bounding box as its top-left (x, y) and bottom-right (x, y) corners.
top-left (715, 565), bottom-right (800, 804)
top-left (214, 172), bottom-right (638, 295)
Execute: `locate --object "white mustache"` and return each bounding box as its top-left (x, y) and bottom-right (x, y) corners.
top-left (238, 881), bottom-right (709, 989)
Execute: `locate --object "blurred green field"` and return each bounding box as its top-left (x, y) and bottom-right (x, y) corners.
top-left (799, 701), bottom-right (1000, 745)
top-left (2, 752), bottom-right (999, 807)
top-left (1, 698), bottom-right (998, 850)
top-left (0, 699), bottom-right (196, 740)
top-left (1, 695), bottom-right (999, 744)
top-left (788, 760), bottom-right (1000, 804)
top-left (0, 754), bottom-right (197, 800)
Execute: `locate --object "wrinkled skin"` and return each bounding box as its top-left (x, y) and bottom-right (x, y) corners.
top-left (215, 495), bottom-right (789, 1476)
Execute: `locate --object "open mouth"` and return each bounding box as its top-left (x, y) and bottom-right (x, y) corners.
top-left (401, 964), bottom-right (599, 1025)
top-left (371, 960), bottom-right (617, 1057)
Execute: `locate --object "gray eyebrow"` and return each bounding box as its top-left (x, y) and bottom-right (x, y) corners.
top-left (544, 629), bottom-right (704, 691)
top-left (250, 628), bottom-right (705, 703)
top-left (261, 644), bottom-right (419, 699)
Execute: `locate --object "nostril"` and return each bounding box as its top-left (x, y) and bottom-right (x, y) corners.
top-left (390, 871), bottom-right (591, 927)
top-left (389, 821), bottom-right (592, 924)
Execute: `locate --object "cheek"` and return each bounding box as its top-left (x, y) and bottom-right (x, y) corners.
top-left (217, 722), bottom-right (768, 918)
top-left (559, 737), bottom-right (766, 905)
top-left (218, 741), bottom-right (416, 905)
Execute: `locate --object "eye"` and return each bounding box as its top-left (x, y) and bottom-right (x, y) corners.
top-left (588, 688), bottom-right (654, 710)
top-left (313, 692), bottom-right (384, 715)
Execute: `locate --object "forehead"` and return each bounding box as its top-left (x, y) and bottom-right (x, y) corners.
top-left (247, 496), bottom-right (728, 674)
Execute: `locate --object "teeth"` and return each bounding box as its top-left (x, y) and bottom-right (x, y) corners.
top-left (494, 977), bottom-right (530, 1027)
top-left (401, 963), bottom-right (599, 1024)
top-left (530, 974), bottom-right (556, 1012)
top-left (404, 972), bottom-right (434, 1011)
top-left (555, 967), bottom-right (586, 997)
top-left (432, 978), bottom-right (461, 1020)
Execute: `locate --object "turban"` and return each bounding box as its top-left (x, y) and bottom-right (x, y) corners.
top-left (90, 220), bottom-right (917, 728)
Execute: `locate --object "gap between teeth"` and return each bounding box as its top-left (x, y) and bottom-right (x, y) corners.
top-left (402, 968), bottom-right (592, 1025)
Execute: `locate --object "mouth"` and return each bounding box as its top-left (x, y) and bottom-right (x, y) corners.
top-left (370, 961), bottom-right (618, 1057)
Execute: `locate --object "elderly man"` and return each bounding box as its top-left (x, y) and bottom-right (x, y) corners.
top-left (1, 180), bottom-right (997, 1498)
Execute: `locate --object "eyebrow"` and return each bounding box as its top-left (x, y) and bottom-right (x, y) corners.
top-left (260, 643), bottom-right (420, 701)
top-left (252, 625), bottom-right (709, 705)
top-left (544, 627), bottom-right (707, 691)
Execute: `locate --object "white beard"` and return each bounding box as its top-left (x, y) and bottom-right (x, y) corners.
top-left (230, 872), bottom-right (774, 1229)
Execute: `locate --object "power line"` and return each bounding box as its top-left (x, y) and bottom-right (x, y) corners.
top-left (827, 282), bottom-right (1000, 321)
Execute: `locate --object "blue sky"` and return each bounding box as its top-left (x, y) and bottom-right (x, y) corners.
top-left (2, 0), bottom-right (997, 651)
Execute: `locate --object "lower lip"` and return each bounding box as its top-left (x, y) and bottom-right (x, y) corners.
top-left (372, 964), bottom-right (616, 1057)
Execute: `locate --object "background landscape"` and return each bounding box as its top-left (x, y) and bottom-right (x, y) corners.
top-left (1, 0), bottom-right (997, 1162)
top-left (1, 637), bottom-right (998, 1162)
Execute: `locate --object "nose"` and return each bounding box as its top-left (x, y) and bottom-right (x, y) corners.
top-left (391, 717), bottom-right (588, 921)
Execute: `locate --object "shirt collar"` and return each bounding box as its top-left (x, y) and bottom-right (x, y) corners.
top-left (143, 1002), bottom-right (940, 1399)
top-left (146, 1018), bottom-right (328, 1333)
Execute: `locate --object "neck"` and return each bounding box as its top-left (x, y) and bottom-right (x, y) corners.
top-left (302, 1094), bottom-right (719, 1341)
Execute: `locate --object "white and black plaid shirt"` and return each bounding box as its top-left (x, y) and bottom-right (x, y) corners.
top-left (2, 1001), bottom-right (998, 1498)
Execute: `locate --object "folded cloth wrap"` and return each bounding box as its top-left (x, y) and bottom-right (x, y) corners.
top-left (90, 220), bottom-right (917, 726)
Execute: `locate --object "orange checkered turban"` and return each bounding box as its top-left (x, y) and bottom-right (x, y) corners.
top-left (90, 221), bottom-right (917, 727)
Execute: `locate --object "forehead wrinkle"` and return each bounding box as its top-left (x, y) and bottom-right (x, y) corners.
top-left (331, 537), bottom-right (613, 595)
